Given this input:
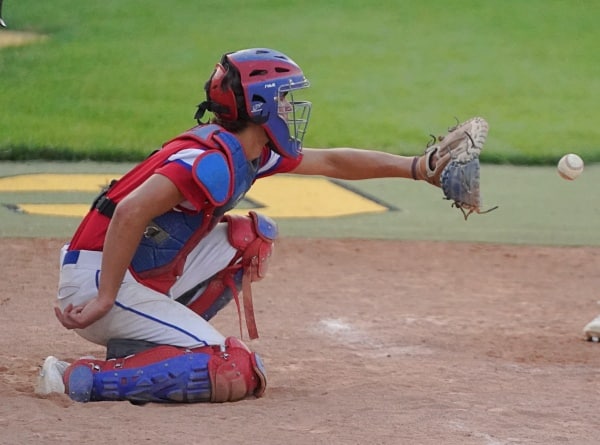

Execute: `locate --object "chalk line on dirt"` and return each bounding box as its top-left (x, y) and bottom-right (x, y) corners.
top-left (314, 317), bottom-right (433, 358)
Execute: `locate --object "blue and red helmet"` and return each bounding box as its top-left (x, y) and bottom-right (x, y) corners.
top-left (200, 48), bottom-right (311, 159)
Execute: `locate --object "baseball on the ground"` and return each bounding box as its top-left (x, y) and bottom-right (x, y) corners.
top-left (557, 153), bottom-right (584, 180)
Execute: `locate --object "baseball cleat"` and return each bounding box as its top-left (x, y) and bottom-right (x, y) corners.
top-left (583, 314), bottom-right (600, 342)
top-left (35, 356), bottom-right (70, 395)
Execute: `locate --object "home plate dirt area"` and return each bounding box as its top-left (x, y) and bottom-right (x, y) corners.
top-left (1, 237), bottom-right (599, 444)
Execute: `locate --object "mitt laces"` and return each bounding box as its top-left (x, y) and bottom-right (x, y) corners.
top-left (427, 116), bottom-right (462, 147)
top-left (451, 201), bottom-right (499, 220)
top-left (426, 118), bottom-right (478, 159)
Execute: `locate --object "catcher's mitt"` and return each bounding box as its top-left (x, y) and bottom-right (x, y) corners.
top-left (411, 116), bottom-right (498, 220)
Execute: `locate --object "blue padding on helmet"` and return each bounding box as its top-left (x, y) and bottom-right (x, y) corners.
top-left (88, 353), bottom-right (213, 403)
top-left (254, 212), bottom-right (278, 240)
top-left (193, 151), bottom-right (232, 206)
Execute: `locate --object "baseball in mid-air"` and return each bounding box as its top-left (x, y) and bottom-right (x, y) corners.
top-left (557, 153), bottom-right (584, 180)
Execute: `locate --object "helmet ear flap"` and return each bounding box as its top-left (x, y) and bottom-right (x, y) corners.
top-left (248, 94), bottom-right (269, 125)
top-left (206, 63), bottom-right (238, 121)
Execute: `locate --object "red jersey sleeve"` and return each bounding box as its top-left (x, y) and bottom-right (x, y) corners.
top-left (256, 147), bottom-right (303, 178)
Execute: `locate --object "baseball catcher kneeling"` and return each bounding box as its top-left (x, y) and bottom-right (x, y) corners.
top-left (37, 47), bottom-right (495, 404)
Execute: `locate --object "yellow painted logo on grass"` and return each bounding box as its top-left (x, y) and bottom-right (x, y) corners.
top-left (0, 173), bottom-right (389, 218)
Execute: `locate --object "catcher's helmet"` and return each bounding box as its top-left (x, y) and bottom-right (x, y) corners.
top-left (198, 48), bottom-right (311, 159)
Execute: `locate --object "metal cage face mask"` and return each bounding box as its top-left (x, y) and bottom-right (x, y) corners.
top-left (276, 81), bottom-right (312, 155)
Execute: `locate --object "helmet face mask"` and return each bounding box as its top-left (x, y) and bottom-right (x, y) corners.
top-left (275, 84), bottom-right (311, 158)
top-left (205, 48), bottom-right (312, 159)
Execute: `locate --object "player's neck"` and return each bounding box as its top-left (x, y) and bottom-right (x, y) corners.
top-left (235, 124), bottom-right (269, 161)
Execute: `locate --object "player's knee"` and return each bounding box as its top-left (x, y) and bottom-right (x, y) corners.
top-left (204, 336), bottom-right (267, 402)
top-left (185, 211), bottom-right (278, 320)
top-left (225, 210), bottom-right (278, 281)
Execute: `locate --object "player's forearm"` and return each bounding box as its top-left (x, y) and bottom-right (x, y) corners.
top-left (97, 202), bottom-right (150, 308)
top-left (339, 148), bottom-right (415, 179)
top-left (95, 174), bottom-right (184, 309)
top-left (304, 147), bottom-right (415, 180)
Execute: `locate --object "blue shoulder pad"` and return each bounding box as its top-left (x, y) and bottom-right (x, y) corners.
top-left (192, 151), bottom-right (232, 206)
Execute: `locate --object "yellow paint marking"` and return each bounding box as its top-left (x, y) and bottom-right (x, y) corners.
top-left (2, 173), bottom-right (389, 218)
top-left (0, 174), bottom-right (117, 192)
top-left (18, 203), bottom-right (91, 218)
top-left (244, 176), bottom-right (386, 218)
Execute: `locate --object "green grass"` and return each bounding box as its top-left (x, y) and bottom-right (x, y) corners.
top-left (2, 161), bottom-right (599, 246)
top-left (1, 0), bottom-right (599, 163)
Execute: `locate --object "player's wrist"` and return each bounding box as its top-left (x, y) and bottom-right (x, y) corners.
top-left (92, 294), bottom-right (116, 315)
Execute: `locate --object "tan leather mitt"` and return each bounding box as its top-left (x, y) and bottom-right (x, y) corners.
top-left (411, 117), bottom-right (497, 219)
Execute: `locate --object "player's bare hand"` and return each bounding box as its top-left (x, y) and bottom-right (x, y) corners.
top-left (54, 297), bottom-right (113, 330)
top-left (54, 303), bottom-right (86, 329)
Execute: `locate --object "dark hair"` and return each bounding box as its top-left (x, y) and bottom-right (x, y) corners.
top-left (196, 60), bottom-right (250, 133)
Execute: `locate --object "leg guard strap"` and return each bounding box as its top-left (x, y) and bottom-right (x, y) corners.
top-left (185, 211), bottom-right (277, 339)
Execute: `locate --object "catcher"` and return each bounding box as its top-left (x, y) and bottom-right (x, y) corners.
top-left (36, 47), bottom-right (490, 404)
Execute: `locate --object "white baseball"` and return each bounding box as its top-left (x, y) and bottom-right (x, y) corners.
top-left (557, 153), bottom-right (584, 180)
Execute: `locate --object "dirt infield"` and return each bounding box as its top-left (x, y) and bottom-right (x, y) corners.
top-left (1, 237), bottom-right (599, 444)
top-left (0, 30), bottom-right (46, 48)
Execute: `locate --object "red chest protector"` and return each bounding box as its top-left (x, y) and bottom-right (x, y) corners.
top-left (69, 124), bottom-right (258, 294)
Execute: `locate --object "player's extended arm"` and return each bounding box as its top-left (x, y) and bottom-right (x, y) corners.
top-left (294, 117), bottom-right (492, 219)
top-left (54, 174), bottom-right (184, 330)
top-left (291, 147), bottom-right (416, 180)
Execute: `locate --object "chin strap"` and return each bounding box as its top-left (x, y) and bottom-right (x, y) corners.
top-left (194, 101), bottom-right (232, 124)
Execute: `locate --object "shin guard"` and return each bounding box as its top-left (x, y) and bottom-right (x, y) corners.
top-left (64, 337), bottom-right (266, 404)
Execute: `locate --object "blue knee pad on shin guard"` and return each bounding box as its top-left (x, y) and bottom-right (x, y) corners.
top-left (68, 353), bottom-right (213, 404)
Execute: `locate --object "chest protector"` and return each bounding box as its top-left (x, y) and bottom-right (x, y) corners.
top-left (122, 125), bottom-right (258, 293)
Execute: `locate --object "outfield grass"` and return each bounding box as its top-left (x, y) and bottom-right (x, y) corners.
top-left (0, 0), bottom-right (599, 163)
